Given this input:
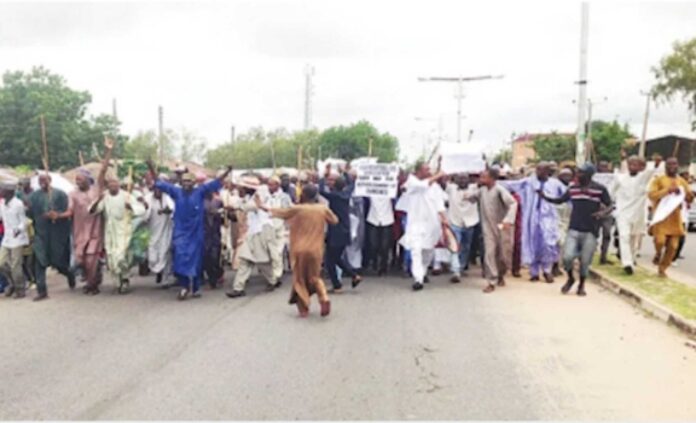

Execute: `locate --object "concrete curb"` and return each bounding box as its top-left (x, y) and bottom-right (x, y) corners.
top-left (589, 269), bottom-right (696, 339)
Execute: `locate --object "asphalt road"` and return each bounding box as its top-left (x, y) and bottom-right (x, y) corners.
top-left (1, 268), bottom-right (695, 420)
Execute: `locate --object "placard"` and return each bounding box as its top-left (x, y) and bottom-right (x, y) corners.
top-left (439, 142), bottom-right (486, 174)
top-left (354, 163), bottom-right (399, 198)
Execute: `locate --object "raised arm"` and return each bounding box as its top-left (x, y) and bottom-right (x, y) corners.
top-left (538, 187), bottom-right (570, 205)
top-left (98, 136), bottom-right (115, 191)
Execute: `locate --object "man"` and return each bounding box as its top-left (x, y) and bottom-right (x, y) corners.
top-left (147, 160), bottom-right (232, 300)
top-left (280, 173), bottom-right (297, 204)
top-left (203, 190), bottom-right (224, 288)
top-left (0, 183), bottom-right (29, 298)
top-left (146, 181), bottom-right (174, 284)
top-left (319, 165), bottom-right (362, 292)
top-left (596, 161), bottom-right (615, 264)
top-left (540, 163), bottom-right (613, 296)
top-left (267, 176), bottom-right (292, 282)
top-left (256, 184), bottom-right (338, 317)
top-left (611, 154), bottom-right (661, 275)
top-left (473, 168), bottom-right (517, 293)
top-left (502, 162), bottom-right (566, 283)
top-left (90, 172), bottom-right (146, 294)
top-left (554, 167), bottom-right (575, 276)
top-left (365, 195), bottom-right (395, 276)
top-left (648, 157), bottom-right (693, 277)
top-left (445, 173), bottom-right (479, 283)
top-left (26, 173), bottom-right (75, 301)
top-left (226, 176), bottom-right (278, 298)
top-left (396, 161), bottom-right (447, 291)
top-left (56, 139), bottom-right (112, 295)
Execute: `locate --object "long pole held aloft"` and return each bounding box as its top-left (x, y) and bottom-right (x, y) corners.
top-left (639, 91), bottom-right (651, 158)
top-left (575, 2), bottom-right (590, 166)
top-left (40, 114), bottom-right (49, 172)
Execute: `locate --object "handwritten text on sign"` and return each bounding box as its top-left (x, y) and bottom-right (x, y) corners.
top-left (354, 163), bottom-right (399, 198)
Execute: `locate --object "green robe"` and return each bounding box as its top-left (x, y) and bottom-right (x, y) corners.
top-left (27, 189), bottom-right (72, 269)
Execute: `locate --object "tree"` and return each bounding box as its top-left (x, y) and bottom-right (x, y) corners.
top-left (532, 132), bottom-right (576, 163)
top-left (493, 148), bottom-right (512, 164)
top-left (589, 120), bottom-right (633, 164)
top-left (0, 66), bottom-right (120, 169)
top-left (122, 130), bottom-right (160, 161)
top-left (318, 120), bottom-right (399, 162)
top-left (653, 37), bottom-right (696, 131)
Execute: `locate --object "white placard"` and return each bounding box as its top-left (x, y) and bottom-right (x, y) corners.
top-left (439, 142), bottom-right (486, 174)
top-left (354, 163), bottom-right (399, 198)
top-left (592, 172), bottom-right (615, 188)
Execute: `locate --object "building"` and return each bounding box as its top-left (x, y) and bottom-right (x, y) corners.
top-left (641, 135), bottom-right (696, 167)
top-left (511, 134), bottom-right (536, 170)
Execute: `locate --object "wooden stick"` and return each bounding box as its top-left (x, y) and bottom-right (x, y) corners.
top-left (40, 114), bottom-right (49, 172)
top-left (79, 150), bottom-right (85, 167)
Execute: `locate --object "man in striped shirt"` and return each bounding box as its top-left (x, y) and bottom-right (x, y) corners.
top-left (538, 163), bottom-right (613, 296)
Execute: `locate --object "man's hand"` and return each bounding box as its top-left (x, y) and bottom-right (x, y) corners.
top-left (104, 136), bottom-right (115, 151)
top-left (13, 229), bottom-right (21, 238)
top-left (669, 181), bottom-right (680, 194)
top-left (501, 222), bottom-right (513, 231)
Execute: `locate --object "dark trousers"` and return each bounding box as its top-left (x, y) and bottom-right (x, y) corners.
top-left (35, 261), bottom-right (74, 296)
top-left (367, 223), bottom-right (392, 272)
top-left (674, 235), bottom-right (686, 263)
top-left (325, 244), bottom-right (356, 289)
top-left (203, 244), bottom-right (223, 286)
top-left (599, 217), bottom-right (614, 260)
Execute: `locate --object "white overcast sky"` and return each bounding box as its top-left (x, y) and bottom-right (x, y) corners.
top-left (1, 0), bottom-right (695, 161)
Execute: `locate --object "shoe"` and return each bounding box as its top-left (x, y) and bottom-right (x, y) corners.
top-left (623, 266), bottom-right (634, 275)
top-left (450, 275), bottom-right (461, 284)
top-left (87, 287), bottom-right (100, 296)
top-left (225, 290), bottom-right (245, 298)
top-left (265, 284), bottom-right (276, 292)
top-left (4, 286), bottom-right (15, 297)
top-left (156, 273), bottom-right (163, 284)
top-left (14, 291), bottom-right (26, 299)
top-left (431, 269), bottom-right (443, 276)
top-left (68, 274), bottom-right (76, 289)
top-left (497, 277), bottom-right (506, 287)
top-left (543, 273), bottom-right (554, 283)
top-left (178, 288), bottom-right (189, 300)
top-left (530, 276), bottom-right (540, 282)
top-left (351, 275), bottom-right (362, 289)
top-left (552, 263), bottom-right (562, 277)
top-left (512, 272), bottom-right (522, 278)
top-left (320, 300), bottom-right (331, 317)
top-left (33, 293), bottom-right (49, 302)
top-left (192, 290), bottom-right (202, 298)
top-left (423, 276), bottom-right (430, 284)
top-left (482, 284), bottom-right (495, 293)
top-left (599, 257), bottom-right (609, 265)
top-left (577, 278), bottom-right (587, 296)
top-left (412, 282), bottom-right (424, 291)
top-left (653, 254), bottom-right (661, 265)
top-left (561, 277), bottom-right (575, 294)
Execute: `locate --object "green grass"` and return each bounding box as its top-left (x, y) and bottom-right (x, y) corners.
top-left (592, 257), bottom-right (696, 321)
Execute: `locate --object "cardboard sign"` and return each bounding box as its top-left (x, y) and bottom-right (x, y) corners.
top-left (592, 172), bottom-right (615, 188)
top-left (354, 163), bottom-right (399, 198)
top-left (439, 142), bottom-right (486, 174)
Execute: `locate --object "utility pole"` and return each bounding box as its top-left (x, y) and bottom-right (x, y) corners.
top-left (639, 90), bottom-right (652, 158)
top-left (230, 125), bottom-right (236, 143)
top-left (304, 64), bottom-right (315, 130)
top-left (158, 105), bottom-right (164, 166)
top-left (575, 2), bottom-right (590, 165)
top-left (418, 74), bottom-right (503, 143)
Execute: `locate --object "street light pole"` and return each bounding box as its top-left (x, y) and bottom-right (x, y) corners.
top-left (575, 2), bottom-right (590, 166)
top-left (639, 90), bottom-right (652, 158)
top-left (418, 74), bottom-right (503, 143)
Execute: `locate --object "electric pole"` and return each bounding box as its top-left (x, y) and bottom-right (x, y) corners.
top-left (304, 64), bottom-right (315, 130)
top-left (112, 98), bottom-right (118, 121)
top-left (230, 125), bottom-right (236, 143)
top-left (575, 2), bottom-right (590, 165)
top-left (418, 74), bottom-right (503, 142)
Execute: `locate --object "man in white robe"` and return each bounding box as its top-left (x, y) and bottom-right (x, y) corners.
top-left (396, 162), bottom-right (446, 291)
top-left (611, 155), bottom-right (662, 274)
top-left (146, 183), bottom-right (175, 284)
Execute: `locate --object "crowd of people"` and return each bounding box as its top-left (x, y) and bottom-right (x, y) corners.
top-left (0, 139), bottom-right (693, 318)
